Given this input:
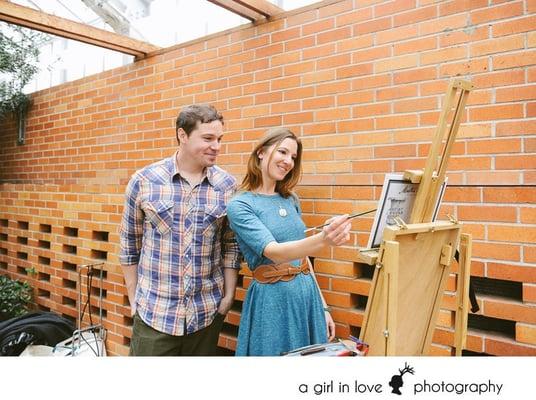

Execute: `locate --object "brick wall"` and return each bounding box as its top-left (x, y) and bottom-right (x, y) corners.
top-left (0, 0), bottom-right (535, 356)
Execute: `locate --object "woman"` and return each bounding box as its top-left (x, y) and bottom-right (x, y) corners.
top-left (227, 127), bottom-right (351, 356)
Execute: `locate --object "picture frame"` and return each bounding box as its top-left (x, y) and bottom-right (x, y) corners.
top-left (366, 173), bottom-right (448, 249)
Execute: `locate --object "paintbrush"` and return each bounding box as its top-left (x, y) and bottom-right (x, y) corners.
top-left (304, 208), bottom-right (377, 233)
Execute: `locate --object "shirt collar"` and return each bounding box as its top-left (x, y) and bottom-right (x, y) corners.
top-left (171, 150), bottom-right (216, 186)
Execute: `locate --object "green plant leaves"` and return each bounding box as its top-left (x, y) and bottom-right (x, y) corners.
top-left (0, 275), bottom-right (32, 321)
top-left (0, 23), bottom-right (48, 118)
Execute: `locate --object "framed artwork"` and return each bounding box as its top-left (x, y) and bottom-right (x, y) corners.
top-left (366, 173), bottom-right (448, 249)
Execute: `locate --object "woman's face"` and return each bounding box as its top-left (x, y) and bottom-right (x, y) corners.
top-left (259, 138), bottom-right (298, 182)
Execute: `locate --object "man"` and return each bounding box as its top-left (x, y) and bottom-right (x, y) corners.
top-left (119, 104), bottom-right (240, 356)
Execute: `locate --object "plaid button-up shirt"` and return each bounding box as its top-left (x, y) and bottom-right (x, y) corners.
top-left (119, 152), bottom-right (241, 336)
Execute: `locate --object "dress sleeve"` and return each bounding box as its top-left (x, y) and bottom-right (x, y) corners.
top-left (227, 197), bottom-right (276, 260)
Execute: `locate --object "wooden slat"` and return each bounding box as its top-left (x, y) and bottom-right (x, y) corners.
top-left (207, 0), bottom-right (263, 21)
top-left (454, 233), bottom-right (472, 356)
top-left (0, 0), bottom-right (159, 59)
top-left (233, 0), bottom-right (284, 18)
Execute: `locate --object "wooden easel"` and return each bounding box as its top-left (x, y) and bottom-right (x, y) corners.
top-left (358, 79), bottom-right (474, 356)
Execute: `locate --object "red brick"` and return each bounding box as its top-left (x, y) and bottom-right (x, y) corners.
top-left (493, 50), bottom-right (536, 70)
top-left (493, 15), bottom-right (536, 37)
top-left (458, 205), bottom-right (517, 223)
top-left (471, 1), bottom-right (524, 24)
top-left (472, 242), bottom-right (520, 262)
top-left (438, 0), bottom-right (487, 16)
top-left (496, 85), bottom-right (536, 103)
top-left (488, 263), bottom-right (536, 283)
top-left (394, 5), bottom-right (437, 27)
top-left (484, 187), bottom-right (535, 204)
top-left (469, 104), bottom-right (524, 122)
top-left (485, 337), bottom-right (536, 356)
top-left (523, 284), bottom-right (536, 304)
top-left (484, 299), bottom-right (536, 324)
top-left (517, 323), bottom-right (536, 345)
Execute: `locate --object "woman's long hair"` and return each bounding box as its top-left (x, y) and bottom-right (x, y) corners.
top-left (239, 127), bottom-right (303, 198)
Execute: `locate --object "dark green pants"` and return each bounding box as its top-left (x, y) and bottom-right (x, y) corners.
top-left (129, 312), bottom-right (225, 356)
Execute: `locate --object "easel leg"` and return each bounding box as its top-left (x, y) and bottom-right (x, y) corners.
top-left (454, 234), bottom-right (472, 356)
top-left (384, 240), bottom-right (399, 356)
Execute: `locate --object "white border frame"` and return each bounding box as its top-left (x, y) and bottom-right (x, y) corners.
top-left (366, 173), bottom-right (448, 249)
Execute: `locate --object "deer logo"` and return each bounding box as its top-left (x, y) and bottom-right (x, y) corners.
top-left (388, 362), bottom-right (415, 395)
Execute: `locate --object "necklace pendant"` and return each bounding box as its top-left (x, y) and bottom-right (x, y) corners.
top-left (279, 207), bottom-right (288, 217)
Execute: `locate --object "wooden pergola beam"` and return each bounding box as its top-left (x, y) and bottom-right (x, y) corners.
top-left (207, 0), bottom-right (283, 21)
top-left (207, 0), bottom-right (261, 21)
top-left (234, 0), bottom-right (284, 18)
top-left (0, 0), bottom-right (159, 59)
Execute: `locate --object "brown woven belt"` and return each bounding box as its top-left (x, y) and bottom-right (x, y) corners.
top-left (252, 259), bottom-right (310, 284)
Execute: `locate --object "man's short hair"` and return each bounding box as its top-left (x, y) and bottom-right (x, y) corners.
top-left (175, 104), bottom-right (224, 137)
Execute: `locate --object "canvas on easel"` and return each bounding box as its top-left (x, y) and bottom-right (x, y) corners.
top-left (367, 173), bottom-right (448, 249)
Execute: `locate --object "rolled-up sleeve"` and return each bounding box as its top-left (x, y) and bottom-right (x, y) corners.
top-left (221, 216), bottom-right (241, 270)
top-left (119, 175), bottom-right (143, 265)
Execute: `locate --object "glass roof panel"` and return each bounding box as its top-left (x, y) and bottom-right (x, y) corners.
top-left (2, 0), bottom-right (323, 92)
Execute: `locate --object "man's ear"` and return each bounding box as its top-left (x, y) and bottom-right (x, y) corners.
top-left (177, 128), bottom-right (188, 145)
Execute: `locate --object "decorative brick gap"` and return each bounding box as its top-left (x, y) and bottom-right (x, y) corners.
top-left (63, 244), bottom-right (77, 255)
top-left (359, 263), bottom-right (375, 279)
top-left (37, 304), bottom-right (50, 312)
top-left (0, 261), bottom-right (7, 270)
top-left (39, 224), bottom-right (52, 233)
top-left (92, 231), bottom-right (109, 242)
top-left (38, 240), bottom-right (51, 249)
top-left (123, 315), bottom-right (133, 327)
top-left (461, 349), bottom-right (492, 357)
top-left (16, 266), bottom-right (27, 275)
top-left (91, 249), bottom-right (107, 260)
top-left (220, 319), bottom-right (238, 337)
top-left (38, 256), bottom-right (51, 265)
top-left (0, 233), bottom-right (7, 241)
top-left (17, 251), bottom-right (28, 260)
top-left (472, 276), bottom-right (522, 302)
top-left (62, 261), bottom-right (77, 272)
top-left (0, 219), bottom-right (8, 227)
top-left (17, 236), bottom-right (28, 245)
top-left (0, 247), bottom-right (7, 255)
top-left (236, 273), bottom-right (244, 287)
top-left (349, 325), bottom-right (361, 338)
top-left (62, 278), bottom-right (77, 289)
top-left (17, 221), bottom-right (29, 230)
top-left (231, 299), bottom-right (243, 313)
top-left (90, 286), bottom-right (107, 298)
top-left (63, 227), bottom-right (79, 237)
top-left (90, 305), bottom-right (107, 318)
top-left (62, 296), bottom-right (76, 307)
top-left (37, 288), bottom-right (51, 298)
top-left (468, 314), bottom-right (516, 340)
top-left (38, 271), bottom-right (50, 281)
top-left (352, 294), bottom-right (368, 311)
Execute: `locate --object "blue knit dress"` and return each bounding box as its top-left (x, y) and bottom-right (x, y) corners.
top-left (227, 192), bottom-right (327, 356)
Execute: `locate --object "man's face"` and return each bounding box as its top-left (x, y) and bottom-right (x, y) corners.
top-left (178, 120), bottom-right (223, 168)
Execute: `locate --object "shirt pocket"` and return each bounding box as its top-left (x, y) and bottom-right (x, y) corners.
top-left (202, 203), bottom-right (226, 237)
top-left (144, 200), bottom-right (174, 235)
